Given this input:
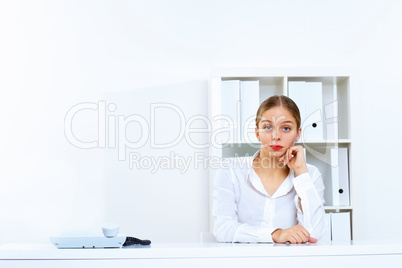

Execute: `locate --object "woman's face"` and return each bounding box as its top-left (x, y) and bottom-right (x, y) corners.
top-left (255, 106), bottom-right (301, 157)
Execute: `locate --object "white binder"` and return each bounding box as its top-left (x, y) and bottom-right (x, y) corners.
top-left (221, 80), bottom-right (240, 143)
top-left (330, 148), bottom-right (350, 206)
top-left (288, 81), bottom-right (306, 124)
top-left (326, 122), bottom-right (339, 141)
top-left (338, 148), bottom-right (350, 206)
top-left (304, 82), bottom-right (323, 140)
top-left (331, 212), bottom-right (351, 242)
top-left (288, 81), bottom-right (323, 141)
top-left (325, 100), bottom-right (339, 140)
top-left (240, 81), bottom-right (259, 143)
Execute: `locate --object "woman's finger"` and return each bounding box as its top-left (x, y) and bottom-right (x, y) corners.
top-left (287, 147), bottom-right (293, 165)
top-left (296, 228), bottom-right (308, 243)
top-left (287, 146), bottom-right (303, 166)
top-left (289, 236), bottom-right (297, 244)
top-left (294, 232), bottom-right (304, 243)
top-left (300, 226), bottom-right (310, 239)
top-left (296, 227), bottom-right (309, 243)
top-left (283, 146), bottom-right (304, 166)
top-left (279, 150), bottom-right (287, 162)
top-left (295, 224), bottom-right (309, 235)
top-left (295, 233), bottom-right (303, 244)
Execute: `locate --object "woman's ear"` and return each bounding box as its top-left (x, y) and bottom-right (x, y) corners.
top-left (295, 127), bottom-right (302, 143)
top-left (255, 127), bottom-right (260, 141)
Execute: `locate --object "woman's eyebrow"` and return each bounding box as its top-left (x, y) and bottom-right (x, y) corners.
top-left (261, 119), bottom-right (295, 125)
top-left (281, 120), bottom-right (295, 125)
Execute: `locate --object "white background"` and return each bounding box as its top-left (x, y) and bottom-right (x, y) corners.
top-left (0, 0), bottom-right (401, 244)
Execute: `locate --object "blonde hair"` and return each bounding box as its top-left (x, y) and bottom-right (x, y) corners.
top-left (255, 95), bottom-right (301, 129)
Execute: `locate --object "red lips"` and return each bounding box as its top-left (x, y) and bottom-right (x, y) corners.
top-left (270, 145), bottom-right (283, 150)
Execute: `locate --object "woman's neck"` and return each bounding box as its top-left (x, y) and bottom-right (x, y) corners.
top-left (253, 148), bottom-right (290, 175)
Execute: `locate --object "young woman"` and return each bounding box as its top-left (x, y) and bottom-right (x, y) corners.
top-left (213, 95), bottom-right (327, 243)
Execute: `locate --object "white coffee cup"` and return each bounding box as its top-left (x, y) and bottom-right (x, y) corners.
top-left (102, 223), bottom-right (120, 238)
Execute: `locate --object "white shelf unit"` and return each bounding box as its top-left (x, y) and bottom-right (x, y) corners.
top-left (208, 70), bottom-right (359, 240)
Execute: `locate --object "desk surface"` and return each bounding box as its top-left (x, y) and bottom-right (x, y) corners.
top-left (1, 240), bottom-right (402, 260)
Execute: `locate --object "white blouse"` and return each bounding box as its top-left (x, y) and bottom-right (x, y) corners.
top-left (212, 149), bottom-right (327, 243)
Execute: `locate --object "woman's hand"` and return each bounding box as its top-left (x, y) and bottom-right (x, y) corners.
top-left (271, 224), bottom-right (317, 244)
top-left (279, 145), bottom-right (308, 177)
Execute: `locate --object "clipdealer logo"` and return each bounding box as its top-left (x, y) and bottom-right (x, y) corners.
top-left (64, 100), bottom-right (339, 173)
top-left (64, 101), bottom-right (247, 172)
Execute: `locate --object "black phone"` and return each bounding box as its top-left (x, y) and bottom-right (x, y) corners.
top-left (123, 236), bottom-right (151, 246)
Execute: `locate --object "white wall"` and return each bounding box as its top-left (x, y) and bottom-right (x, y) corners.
top-left (1, 0), bottom-right (401, 244)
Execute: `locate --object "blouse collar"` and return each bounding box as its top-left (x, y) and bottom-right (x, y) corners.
top-left (247, 149), bottom-right (295, 198)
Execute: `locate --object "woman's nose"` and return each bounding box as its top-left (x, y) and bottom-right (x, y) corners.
top-left (272, 129), bottom-right (280, 140)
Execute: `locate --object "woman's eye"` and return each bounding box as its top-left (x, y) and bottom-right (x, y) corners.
top-left (283, 127), bottom-right (291, 131)
top-left (264, 126), bottom-right (272, 131)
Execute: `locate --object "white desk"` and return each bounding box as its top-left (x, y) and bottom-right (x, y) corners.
top-left (1, 240), bottom-right (402, 268)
